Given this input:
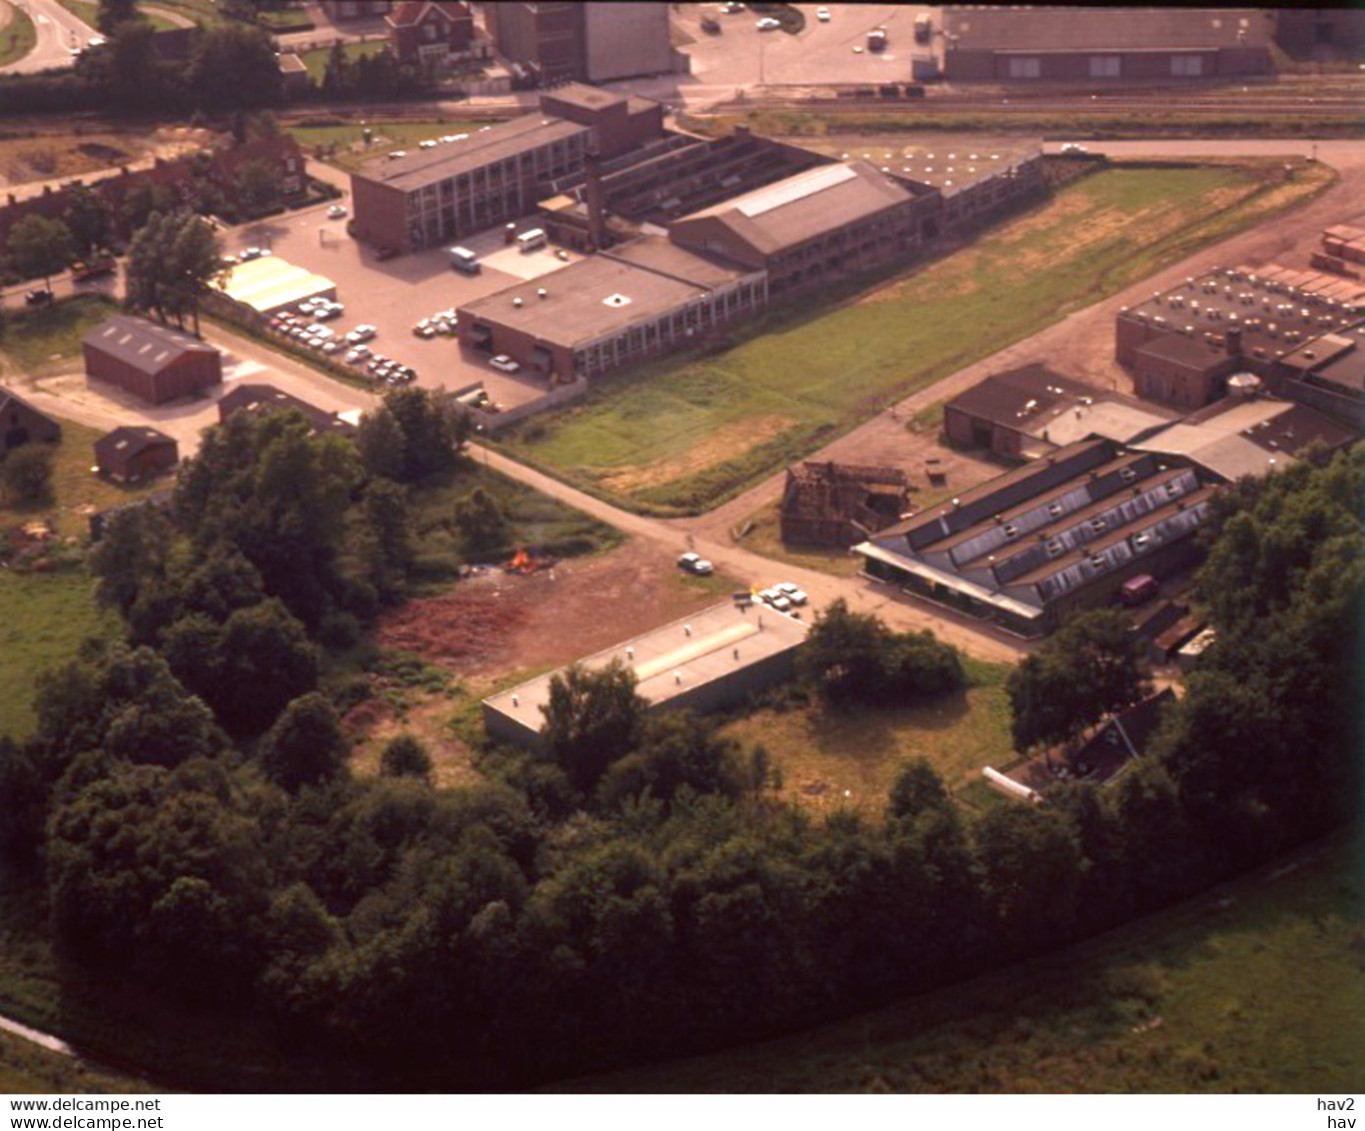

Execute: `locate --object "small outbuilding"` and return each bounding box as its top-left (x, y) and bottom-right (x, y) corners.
top-left (83, 316), bottom-right (222, 405)
top-left (218, 384), bottom-right (358, 438)
top-left (94, 426), bottom-right (179, 483)
top-left (0, 386), bottom-right (62, 454)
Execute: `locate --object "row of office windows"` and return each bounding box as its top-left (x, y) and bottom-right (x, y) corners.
top-left (1006, 54), bottom-right (1205, 79)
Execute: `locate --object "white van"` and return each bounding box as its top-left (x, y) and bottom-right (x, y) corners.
top-left (448, 246), bottom-right (480, 274)
top-left (515, 228), bottom-right (547, 253)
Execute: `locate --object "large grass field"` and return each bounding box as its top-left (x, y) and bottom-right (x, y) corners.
top-left (720, 658), bottom-right (1014, 820)
top-left (560, 826), bottom-right (1365, 1092)
top-left (504, 158), bottom-right (1334, 514)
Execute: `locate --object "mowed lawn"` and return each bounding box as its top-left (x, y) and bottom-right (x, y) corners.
top-left (720, 659), bottom-right (1014, 821)
top-left (507, 159), bottom-right (1333, 513)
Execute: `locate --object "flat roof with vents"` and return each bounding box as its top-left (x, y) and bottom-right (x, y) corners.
top-left (458, 236), bottom-right (752, 350)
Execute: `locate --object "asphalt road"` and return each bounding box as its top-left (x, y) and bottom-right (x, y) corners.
top-left (0, 0), bottom-right (99, 74)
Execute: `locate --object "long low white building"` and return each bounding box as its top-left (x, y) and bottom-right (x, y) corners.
top-left (482, 600), bottom-right (808, 749)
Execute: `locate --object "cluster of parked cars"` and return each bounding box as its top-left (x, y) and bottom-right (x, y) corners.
top-left (412, 309), bottom-right (458, 338)
top-left (675, 554), bottom-right (810, 614)
top-left (757, 582), bottom-right (808, 613)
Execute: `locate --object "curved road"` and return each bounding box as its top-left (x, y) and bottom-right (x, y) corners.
top-left (0, 0), bottom-right (99, 74)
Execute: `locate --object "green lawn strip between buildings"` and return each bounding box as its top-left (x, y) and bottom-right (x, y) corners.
top-left (505, 159), bottom-right (1334, 514)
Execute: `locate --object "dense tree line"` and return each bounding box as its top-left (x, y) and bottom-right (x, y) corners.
top-left (0, 432), bottom-right (1358, 1090)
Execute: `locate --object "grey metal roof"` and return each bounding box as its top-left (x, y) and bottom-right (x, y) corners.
top-left (83, 315), bottom-right (217, 376)
top-left (94, 425), bottom-right (176, 462)
top-left (672, 161), bottom-right (915, 258)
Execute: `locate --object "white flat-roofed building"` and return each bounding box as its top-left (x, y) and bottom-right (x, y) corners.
top-left (482, 601), bottom-right (808, 749)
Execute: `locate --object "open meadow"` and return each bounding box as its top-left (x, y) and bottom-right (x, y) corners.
top-left (504, 158), bottom-right (1333, 514)
top-left (720, 658), bottom-right (1014, 820)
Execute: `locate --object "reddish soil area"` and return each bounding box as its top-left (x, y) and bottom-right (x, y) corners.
top-left (374, 541), bottom-right (732, 687)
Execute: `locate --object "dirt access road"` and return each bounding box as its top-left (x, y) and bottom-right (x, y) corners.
top-left (684, 137), bottom-right (1365, 545)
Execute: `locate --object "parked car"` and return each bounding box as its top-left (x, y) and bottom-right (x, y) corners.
top-left (25, 289), bottom-right (53, 305)
top-left (816, 6), bottom-right (831, 21)
top-left (240, 246), bottom-right (268, 261)
top-left (677, 552), bottom-right (714, 577)
top-left (756, 16), bottom-right (780, 31)
top-left (775, 582), bottom-right (808, 606)
top-left (760, 588), bottom-right (793, 612)
top-left (326, 204), bottom-right (347, 219)
top-left (345, 325), bottom-right (377, 344)
top-left (489, 354), bottom-right (521, 373)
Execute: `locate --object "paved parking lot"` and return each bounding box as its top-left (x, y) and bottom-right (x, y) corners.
top-left (680, 2), bottom-right (939, 90)
top-left (232, 198), bottom-right (587, 408)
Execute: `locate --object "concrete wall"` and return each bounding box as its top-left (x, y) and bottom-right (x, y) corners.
top-left (583, 2), bottom-right (672, 82)
top-left (1133, 346), bottom-right (1237, 410)
top-left (350, 175), bottom-right (410, 252)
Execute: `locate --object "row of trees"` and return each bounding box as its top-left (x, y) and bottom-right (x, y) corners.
top-left (0, 418), bottom-right (1358, 1089)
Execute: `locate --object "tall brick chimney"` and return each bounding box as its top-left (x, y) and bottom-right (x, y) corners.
top-left (584, 154), bottom-right (607, 251)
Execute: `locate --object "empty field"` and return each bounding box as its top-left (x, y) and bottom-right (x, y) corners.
top-left (720, 658), bottom-right (1014, 821)
top-left (505, 158), bottom-right (1333, 514)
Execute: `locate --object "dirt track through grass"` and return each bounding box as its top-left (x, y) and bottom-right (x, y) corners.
top-left (507, 159), bottom-right (1332, 513)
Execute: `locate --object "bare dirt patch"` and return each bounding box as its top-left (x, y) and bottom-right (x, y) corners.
top-left (375, 540), bottom-right (735, 689)
top-left (600, 415), bottom-right (795, 493)
top-left (0, 125), bottom-right (214, 189)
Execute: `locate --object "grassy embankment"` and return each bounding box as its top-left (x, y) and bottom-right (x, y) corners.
top-left (504, 159), bottom-right (1334, 515)
top-left (0, 2), bottom-right (36, 68)
top-left (0, 0), bottom-right (36, 67)
top-left (700, 101), bottom-right (1365, 141)
top-left (559, 826), bottom-right (1365, 1092)
top-left (54, 0), bottom-right (178, 33)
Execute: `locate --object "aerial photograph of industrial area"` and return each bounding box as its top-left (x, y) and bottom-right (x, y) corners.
top-left (0, 1), bottom-right (1360, 1118)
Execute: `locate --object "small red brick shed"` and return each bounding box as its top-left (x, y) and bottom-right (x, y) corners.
top-left (94, 426), bottom-right (179, 483)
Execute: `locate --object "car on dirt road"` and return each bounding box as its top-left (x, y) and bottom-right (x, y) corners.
top-left (677, 552), bottom-right (714, 576)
